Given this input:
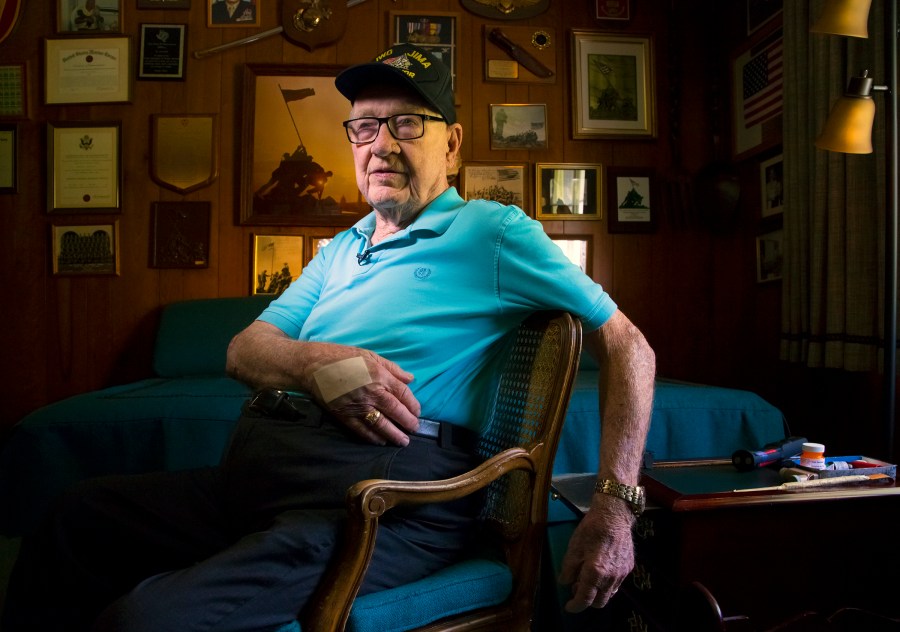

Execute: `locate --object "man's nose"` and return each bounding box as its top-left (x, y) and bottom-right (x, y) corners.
top-left (369, 122), bottom-right (398, 154)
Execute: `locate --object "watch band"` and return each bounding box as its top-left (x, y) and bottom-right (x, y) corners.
top-left (594, 479), bottom-right (646, 516)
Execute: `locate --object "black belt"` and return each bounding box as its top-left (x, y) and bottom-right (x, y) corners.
top-left (247, 388), bottom-right (479, 452)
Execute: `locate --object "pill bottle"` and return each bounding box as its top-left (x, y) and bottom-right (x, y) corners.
top-left (799, 442), bottom-right (826, 469)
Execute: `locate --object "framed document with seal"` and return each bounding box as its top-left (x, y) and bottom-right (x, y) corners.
top-left (150, 114), bottom-right (218, 194)
top-left (139, 24), bottom-right (186, 80)
top-left (48, 121), bottom-right (121, 213)
top-left (44, 37), bottom-right (132, 105)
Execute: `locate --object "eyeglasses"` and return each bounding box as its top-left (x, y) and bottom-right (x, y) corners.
top-left (342, 113), bottom-right (446, 144)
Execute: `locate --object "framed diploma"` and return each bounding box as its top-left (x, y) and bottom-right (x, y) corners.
top-left (139, 24), bottom-right (186, 81)
top-left (48, 121), bottom-right (122, 213)
top-left (0, 124), bottom-right (17, 193)
top-left (44, 37), bottom-right (132, 105)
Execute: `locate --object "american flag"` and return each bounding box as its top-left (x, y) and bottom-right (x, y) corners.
top-left (742, 29), bottom-right (783, 129)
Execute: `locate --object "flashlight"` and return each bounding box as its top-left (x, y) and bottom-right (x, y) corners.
top-left (731, 436), bottom-right (808, 471)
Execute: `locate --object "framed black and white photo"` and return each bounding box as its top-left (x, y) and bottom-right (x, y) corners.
top-left (760, 153), bottom-right (784, 217)
top-left (57, 0), bottom-right (122, 33)
top-left (756, 228), bottom-right (783, 283)
top-left (490, 104), bottom-right (547, 150)
top-left (536, 163), bottom-right (602, 220)
top-left (51, 221), bottom-right (120, 276)
top-left (459, 161), bottom-right (529, 210)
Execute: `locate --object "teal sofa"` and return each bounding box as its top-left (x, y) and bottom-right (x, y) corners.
top-left (0, 296), bottom-right (787, 628)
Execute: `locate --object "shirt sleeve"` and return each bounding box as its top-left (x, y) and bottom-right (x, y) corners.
top-left (256, 246), bottom-right (329, 338)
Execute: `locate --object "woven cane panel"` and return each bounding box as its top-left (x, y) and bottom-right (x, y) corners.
top-left (477, 320), bottom-right (562, 539)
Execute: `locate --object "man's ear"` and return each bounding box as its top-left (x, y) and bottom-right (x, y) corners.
top-left (446, 123), bottom-right (463, 169)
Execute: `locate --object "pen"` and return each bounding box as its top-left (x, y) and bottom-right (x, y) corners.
top-left (734, 473), bottom-right (891, 492)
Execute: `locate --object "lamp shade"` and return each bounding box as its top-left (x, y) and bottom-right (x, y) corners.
top-left (815, 74), bottom-right (876, 153)
top-left (810, 0), bottom-right (872, 38)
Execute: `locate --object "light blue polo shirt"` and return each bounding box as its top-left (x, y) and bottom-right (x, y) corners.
top-left (258, 187), bottom-right (616, 431)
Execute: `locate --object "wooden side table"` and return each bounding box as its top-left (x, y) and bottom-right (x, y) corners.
top-left (551, 459), bottom-right (900, 631)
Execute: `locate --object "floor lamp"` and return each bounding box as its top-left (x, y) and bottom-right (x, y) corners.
top-left (812, 0), bottom-right (898, 461)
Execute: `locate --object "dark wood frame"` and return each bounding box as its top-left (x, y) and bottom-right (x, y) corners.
top-left (239, 63), bottom-right (369, 226)
top-left (0, 63), bottom-right (28, 120)
top-left (207, 0), bottom-right (260, 27)
top-left (149, 201), bottom-right (211, 268)
top-left (389, 10), bottom-right (458, 91)
top-left (489, 103), bottom-right (547, 150)
top-left (0, 123), bottom-right (18, 193)
top-left (138, 23), bottom-right (187, 81)
top-left (606, 166), bottom-right (657, 233)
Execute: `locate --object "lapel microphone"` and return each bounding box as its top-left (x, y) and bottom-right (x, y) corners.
top-left (356, 250), bottom-right (371, 265)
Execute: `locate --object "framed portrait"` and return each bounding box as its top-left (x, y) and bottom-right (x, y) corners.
top-left (389, 11), bottom-right (458, 90)
top-left (138, 24), bottom-right (186, 81)
top-left (570, 31), bottom-right (656, 139)
top-left (548, 234), bottom-right (593, 277)
top-left (606, 167), bottom-right (657, 233)
top-left (44, 37), bottom-right (132, 105)
top-left (48, 121), bottom-right (121, 213)
top-left (240, 64), bottom-right (370, 226)
top-left (756, 228), bottom-right (783, 283)
top-left (57, 0), bottom-right (122, 33)
top-left (305, 232), bottom-right (334, 266)
top-left (760, 153), bottom-right (783, 217)
top-left (0, 63), bottom-right (27, 119)
top-left (490, 103), bottom-right (547, 150)
top-left (731, 27), bottom-right (783, 160)
top-left (252, 233), bottom-right (304, 296)
top-left (535, 163), bottom-right (602, 220)
top-left (459, 161), bottom-right (529, 210)
top-left (0, 124), bottom-right (17, 193)
top-left (51, 221), bottom-right (120, 276)
top-left (150, 201), bottom-right (211, 268)
top-left (208, 0), bottom-right (259, 26)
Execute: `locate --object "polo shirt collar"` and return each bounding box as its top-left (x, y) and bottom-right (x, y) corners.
top-left (350, 187), bottom-right (465, 244)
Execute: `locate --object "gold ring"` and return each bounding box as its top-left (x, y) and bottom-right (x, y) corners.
top-left (364, 409), bottom-right (382, 426)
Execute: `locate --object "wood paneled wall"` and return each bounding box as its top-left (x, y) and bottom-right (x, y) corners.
top-left (0, 0), bottom-right (783, 432)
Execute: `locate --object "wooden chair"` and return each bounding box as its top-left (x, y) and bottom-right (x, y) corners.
top-left (300, 311), bottom-right (582, 632)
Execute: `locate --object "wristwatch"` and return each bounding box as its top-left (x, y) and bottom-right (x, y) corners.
top-left (594, 479), bottom-right (646, 516)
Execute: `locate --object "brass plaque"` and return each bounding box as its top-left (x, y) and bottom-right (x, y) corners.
top-left (151, 114), bottom-right (219, 194)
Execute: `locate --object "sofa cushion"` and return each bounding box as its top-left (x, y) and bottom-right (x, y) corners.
top-left (153, 295), bottom-right (274, 378)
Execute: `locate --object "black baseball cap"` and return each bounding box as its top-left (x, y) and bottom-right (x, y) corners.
top-left (335, 44), bottom-right (456, 125)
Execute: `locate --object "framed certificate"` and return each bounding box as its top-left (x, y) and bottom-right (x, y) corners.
top-left (48, 121), bottom-right (122, 213)
top-left (0, 124), bottom-right (17, 193)
top-left (44, 37), bottom-right (132, 105)
top-left (139, 23), bottom-right (186, 81)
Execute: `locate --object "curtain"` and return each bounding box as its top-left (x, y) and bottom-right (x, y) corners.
top-left (780, 0), bottom-right (888, 371)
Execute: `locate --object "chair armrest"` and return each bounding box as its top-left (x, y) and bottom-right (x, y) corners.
top-left (303, 444), bottom-right (545, 632)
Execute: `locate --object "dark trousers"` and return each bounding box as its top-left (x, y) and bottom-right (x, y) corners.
top-left (2, 406), bottom-right (483, 632)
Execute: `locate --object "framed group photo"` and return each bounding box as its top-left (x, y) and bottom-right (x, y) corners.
top-left (607, 167), bottom-right (657, 233)
top-left (57, 0), bottom-right (122, 33)
top-left (459, 161), bottom-right (529, 210)
top-left (51, 221), bottom-right (120, 276)
top-left (536, 163), bottom-right (602, 220)
top-left (252, 233), bottom-right (303, 295)
top-left (389, 11), bottom-right (458, 90)
top-left (570, 31), bottom-right (656, 139)
top-left (240, 64), bottom-right (370, 226)
top-left (490, 104), bottom-right (547, 150)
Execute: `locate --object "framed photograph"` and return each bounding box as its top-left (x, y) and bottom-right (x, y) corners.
top-left (252, 233), bottom-right (303, 296)
top-left (48, 121), bottom-right (121, 213)
top-left (57, 0), bottom-right (122, 33)
top-left (490, 103), bottom-right (547, 150)
top-left (150, 201), bottom-right (211, 268)
top-left (549, 234), bottom-right (593, 276)
top-left (44, 37), bottom-right (132, 105)
top-left (139, 24), bottom-right (186, 81)
top-left (137, 0), bottom-right (190, 8)
top-left (240, 64), bottom-right (370, 226)
top-left (51, 221), bottom-right (120, 276)
top-left (459, 161), bottom-right (529, 210)
top-left (0, 63), bottom-right (27, 119)
top-left (208, 0), bottom-right (259, 27)
top-left (0, 124), bottom-right (17, 193)
top-left (756, 228), bottom-right (783, 283)
top-left (747, 0), bottom-right (782, 35)
top-left (305, 232), bottom-right (334, 266)
top-left (606, 167), bottom-right (657, 233)
top-left (570, 31), bottom-right (656, 139)
top-left (595, 0), bottom-right (630, 21)
top-left (389, 11), bottom-right (457, 90)
top-left (760, 153), bottom-right (783, 217)
top-left (731, 27), bottom-right (783, 160)
top-left (536, 163), bottom-right (602, 220)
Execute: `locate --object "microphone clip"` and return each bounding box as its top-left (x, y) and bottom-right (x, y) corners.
top-left (356, 250), bottom-right (371, 265)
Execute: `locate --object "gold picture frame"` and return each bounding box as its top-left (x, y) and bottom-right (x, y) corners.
top-left (51, 221), bottom-right (120, 276)
top-left (47, 121), bottom-right (121, 213)
top-left (252, 233), bottom-right (304, 296)
top-left (535, 163), bottom-right (602, 220)
top-left (570, 31), bottom-right (656, 139)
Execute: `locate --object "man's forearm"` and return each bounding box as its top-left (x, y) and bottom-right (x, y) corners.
top-left (226, 320), bottom-right (327, 393)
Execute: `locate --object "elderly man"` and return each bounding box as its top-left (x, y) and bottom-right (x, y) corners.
top-left (2, 44), bottom-right (653, 631)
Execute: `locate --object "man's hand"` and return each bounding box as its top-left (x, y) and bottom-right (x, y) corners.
top-left (558, 495), bottom-right (636, 612)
